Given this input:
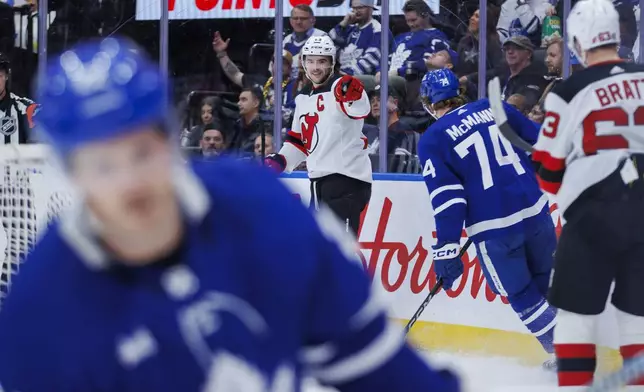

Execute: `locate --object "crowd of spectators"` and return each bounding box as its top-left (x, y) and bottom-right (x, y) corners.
top-left (0, 0), bottom-right (642, 172)
top-left (181, 0), bottom-right (641, 172)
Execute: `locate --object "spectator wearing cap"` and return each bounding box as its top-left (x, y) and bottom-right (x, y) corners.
top-left (500, 35), bottom-right (548, 111)
top-left (228, 87), bottom-right (270, 157)
top-left (329, 0), bottom-right (394, 76)
top-left (456, 6), bottom-right (502, 86)
top-left (384, 0), bottom-right (451, 81)
top-left (212, 32), bottom-right (299, 111)
top-left (283, 5), bottom-right (327, 80)
top-left (364, 82), bottom-right (416, 159)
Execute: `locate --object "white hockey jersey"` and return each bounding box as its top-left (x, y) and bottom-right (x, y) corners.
top-left (533, 60), bottom-right (644, 218)
top-left (279, 74), bottom-right (372, 183)
top-left (497, 0), bottom-right (551, 44)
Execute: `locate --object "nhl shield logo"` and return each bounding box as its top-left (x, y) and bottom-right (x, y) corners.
top-left (299, 112), bottom-right (320, 153)
top-left (0, 117), bottom-right (16, 136)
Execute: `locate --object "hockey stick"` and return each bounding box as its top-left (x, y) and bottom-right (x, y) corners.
top-left (586, 352), bottom-right (644, 392)
top-left (487, 77), bottom-right (535, 153)
top-left (404, 239), bottom-right (473, 335)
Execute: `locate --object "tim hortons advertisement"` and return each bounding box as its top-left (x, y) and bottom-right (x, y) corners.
top-left (281, 176), bottom-right (620, 348)
top-left (136, 0), bottom-right (440, 20)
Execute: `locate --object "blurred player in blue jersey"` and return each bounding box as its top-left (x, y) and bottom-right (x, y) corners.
top-left (418, 68), bottom-right (558, 367)
top-left (0, 37), bottom-right (461, 392)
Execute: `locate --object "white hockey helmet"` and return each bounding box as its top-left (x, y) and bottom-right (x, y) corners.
top-left (302, 35), bottom-right (336, 84)
top-left (301, 35), bottom-right (336, 66)
top-left (566, 0), bottom-right (620, 67)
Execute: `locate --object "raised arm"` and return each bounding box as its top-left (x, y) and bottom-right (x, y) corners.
top-left (212, 31), bottom-right (244, 88)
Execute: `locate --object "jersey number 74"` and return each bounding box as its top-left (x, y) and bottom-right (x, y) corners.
top-left (423, 125), bottom-right (526, 189)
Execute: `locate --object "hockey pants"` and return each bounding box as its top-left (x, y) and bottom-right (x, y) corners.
top-left (310, 174), bottom-right (371, 236)
top-left (475, 215), bottom-right (558, 353)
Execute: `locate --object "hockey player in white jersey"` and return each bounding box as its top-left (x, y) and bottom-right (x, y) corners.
top-left (0, 37), bottom-right (463, 392)
top-left (265, 35), bottom-right (372, 235)
top-left (530, 0), bottom-right (644, 388)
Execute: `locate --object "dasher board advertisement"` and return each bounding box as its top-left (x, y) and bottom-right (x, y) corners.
top-left (136, 0), bottom-right (440, 20)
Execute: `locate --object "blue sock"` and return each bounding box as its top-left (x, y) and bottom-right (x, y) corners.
top-left (508, 281), bottom-right (557, 354)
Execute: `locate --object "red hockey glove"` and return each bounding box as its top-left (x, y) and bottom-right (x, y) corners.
top-left (264, 153), bottom-right (287, 173)
top-left (334, 75), bottom-right (364, 103)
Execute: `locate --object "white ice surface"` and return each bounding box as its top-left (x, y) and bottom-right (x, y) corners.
top-left (303, 350), bottom-right (560, 392)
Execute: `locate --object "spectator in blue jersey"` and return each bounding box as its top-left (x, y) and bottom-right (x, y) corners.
top-left (499, 35), bottom-right (548, 111)
top-left (328, 0), bottom-right (393, 76)
top-left (283, 5), bottom-right (326, 80)
top-left (386, 0), bottom-right (451, 81)
top-left (212, 33), bottom-right (299, 111)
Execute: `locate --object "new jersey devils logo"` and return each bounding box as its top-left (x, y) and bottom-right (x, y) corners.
top-left (299, 112), bottom-right (320, 153)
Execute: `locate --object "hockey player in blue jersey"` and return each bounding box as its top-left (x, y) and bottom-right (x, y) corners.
top-left (0, 37), bottom-right (461, 392)
top-left (418, 68), bottom-right (558, 366)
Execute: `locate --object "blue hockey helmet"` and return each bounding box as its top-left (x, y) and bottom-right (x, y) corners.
top-left (420, 68), bottom-right (460, 104)
top-left (419, 68), bottom-right (460, 119)
top-left (34, 37), bottom-right (170, 156)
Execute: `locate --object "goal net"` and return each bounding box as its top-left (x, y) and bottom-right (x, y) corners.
top-left (0, 144), bottom-right (74, 303)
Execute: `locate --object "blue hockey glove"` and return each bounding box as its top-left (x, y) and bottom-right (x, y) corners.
top-left (432, 243), bottom-right (464, 290)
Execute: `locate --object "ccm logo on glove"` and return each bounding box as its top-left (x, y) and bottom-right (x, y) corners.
top-left (432, 243), bottom-right (460, 260)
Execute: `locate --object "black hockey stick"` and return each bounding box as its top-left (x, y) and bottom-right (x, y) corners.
top-left (488, 77), bottom-right (535, 153)
top-left (404, 239), bottom-right (473, 335)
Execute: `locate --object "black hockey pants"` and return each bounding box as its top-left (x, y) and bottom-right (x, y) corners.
top-left (310, 174), bottom-right (371, 236)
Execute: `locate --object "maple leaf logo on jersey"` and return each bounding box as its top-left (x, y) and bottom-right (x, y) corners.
top-left (299, 112), bottom-right (320, 153)
top-left (339, 43), bottom-right (364, 68)
top-left (390, 44), bottom-right (412, 73)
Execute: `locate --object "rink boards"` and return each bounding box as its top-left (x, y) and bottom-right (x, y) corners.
top-left (282, 172), bottom-right (622, 371)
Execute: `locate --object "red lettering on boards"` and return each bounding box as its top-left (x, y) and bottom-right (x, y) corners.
top-left (194, 0), bottom-right (312, 11)
top-left (357, 197), bottom-right (508, 304)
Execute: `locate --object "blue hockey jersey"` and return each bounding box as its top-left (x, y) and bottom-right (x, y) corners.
top-left (0, 158), bottom-right (459, 392)
top-left (329, 19), bottom-right (394, 76)
top-left (418, 98), bottom-right (549, 245)
top-left (390, 28), bottom-right (450, 77)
